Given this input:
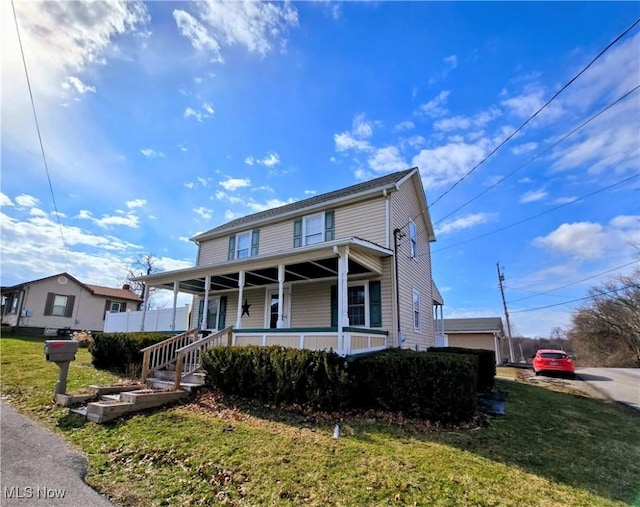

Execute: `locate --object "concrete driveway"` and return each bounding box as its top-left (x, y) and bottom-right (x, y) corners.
top-left (0, 401), bottom-right (115, 506)
top-left (576, 368), bottom-right (640, 412)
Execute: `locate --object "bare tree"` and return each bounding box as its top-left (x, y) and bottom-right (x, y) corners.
top-left (567, 269), bottom-right (640, 367)
top-left (126, 253), bottom-right (159, 310)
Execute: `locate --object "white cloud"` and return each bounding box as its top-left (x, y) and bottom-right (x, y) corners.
top-left (260, 152), bottom-right (280, 167)
top-left (352, 113), bottom-right (374, 139)
top-left (518, 177), bottom-right (533, 184)
top-left (202, 102), bottom-right (214, 115)
top-left (501, 88), bottom-right (563, 123)
top-left (77, 209), bottom-right (140, 229)
top-left (62, 76), bottom-right (96, 94)
top-left (245, 197), bottom-right (297, 213)
top-left (0, 193), bottom-right (13, 207)
top-left (173, 1), bottom-right (299, 61)
top-left (304, 190), bottom-right (317, 195)
top-left (519, 189), bottom-right (548, 204)
top-left (417, 90), bottom-right (451, 118)
top-left (184, 182), bottom-right (195, 189)
top-left (434, 107), bottom-right (501, 132)
top-left (412, 139), bottom-right (490, 188)
top-left (394, 121), bottom-right (415, 132)
top-left (443, 54), bottom-right (457, 69)
top-left (512, 142), bottom-right (538, 155)
top-left (435, 213), bottom-right (496, 235)
top-left (553, 196), bottom-right (577, 205)
top-left (219, 177), bottom-right (251, 191)
top-left (173, 9), bottom-right (223, 62)
top-left (15, 194), bottom-right (39, 208)
top-left (533, 216), bottom-right (639, 261)
top-left (244, 156), bottom-right (255, 165)
top-left (368, 146), bottom-right (408, 173)
top-left (334, 132), bottom-right (372, 153)
top-left (140, 148), bottom-right (165, 158)
top-left (193, 206), bottom-right (213, 221)
top-left (126, 199), bottom-right (147, 209)
top-left (197, 177), bottom-right (209, 187)
top-left (224, 210), bottom-right (243, 220)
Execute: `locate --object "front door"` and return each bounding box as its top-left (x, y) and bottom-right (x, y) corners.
top-left (266, 288), bottom-right (290, 329)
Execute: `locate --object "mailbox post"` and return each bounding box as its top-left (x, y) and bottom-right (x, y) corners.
top-left (44, 340), bottom-right (79, 396)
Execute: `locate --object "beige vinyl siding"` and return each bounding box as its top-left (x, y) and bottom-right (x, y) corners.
top-left (191, 288), bottom-right (267, 329)
top-left (290, 281), bottom-right (332, 327)
top-left (257, 221), bottom-right (293, 256)
top-left (379, 257), bottom-right (395, 347)
top-left (197, 237), bottom-right (229, 265)
top-left (391, 176), bottom-right (435, 351)
top-left (334, 197), bottom-right (386, 245)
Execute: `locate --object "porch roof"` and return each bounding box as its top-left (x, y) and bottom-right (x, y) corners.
top-left (135, 237), bottom-right (393, 295)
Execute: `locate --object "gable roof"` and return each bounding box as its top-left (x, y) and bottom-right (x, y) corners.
top-left (1, 272), bottom-right (141, 302)
top-left (193, 168), bottom-right (418, 242)
top-left (444, 317), bottom-right (504, 334)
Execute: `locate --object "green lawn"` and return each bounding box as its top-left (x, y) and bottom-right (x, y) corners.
top-left (2, 334), bottom-right (639, 506)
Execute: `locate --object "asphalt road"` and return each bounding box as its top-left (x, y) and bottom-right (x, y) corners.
top-left (576, 367), bottom-right (640, 411)
top-left (0, 401), bottom-right (114, 506)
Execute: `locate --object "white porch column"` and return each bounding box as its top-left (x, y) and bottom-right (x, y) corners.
top-left (337, 246), bottom-right (350, 353)
top-left (277, 264), bottom-right (285, 328)
top-left (140, 285), bottom-right (149, 331)
top-left (236, 270), bottom-right (245, 329)
top-left (201, 276), bottom-right (211, 331)
top-left (171, 281), bottom-right (179, 331)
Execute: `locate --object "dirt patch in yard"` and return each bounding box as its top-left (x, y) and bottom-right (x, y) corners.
top-left (515, 369), bottom-right (607, 400)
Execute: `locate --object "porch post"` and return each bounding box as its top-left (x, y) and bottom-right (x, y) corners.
top-left (337, 246), bottom-right (350, 354)
top-left (201, 276), bottom-right (211, 331)
top-left (236, 270), bottom-right (245, 329)
top-left (277, 264), bottom-right (284, 328)
top-left (171, 281), bottom-right (179, 331)
top-left (140, 285), bottom-right (149, 331)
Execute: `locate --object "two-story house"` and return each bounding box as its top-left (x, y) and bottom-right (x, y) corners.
top-left (136, 168), bottom-right (444, 355)
top-left (1, 273), bottom-right (142, 335)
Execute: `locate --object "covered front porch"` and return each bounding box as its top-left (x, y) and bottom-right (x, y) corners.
top-left (137, 238), bottom-right (394, 356)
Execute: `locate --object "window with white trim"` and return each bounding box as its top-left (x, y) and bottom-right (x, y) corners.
top-left (110, 302), bottom-right (123, 313)
top-left (409, 220), bottom-right (417, 258)
top-left (52, 295), bottom-right (70, 317)
top-left (236, 232), bottom-right (251, 259)
top-left (413, 290), bottom-right (420, 331)
top-left (348, 285), bottom-right (366, 326)
top-left (303, 213), bottom-right (324, 245)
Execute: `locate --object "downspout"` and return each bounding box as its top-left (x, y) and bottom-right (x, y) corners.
top-left (393, 228), bottom-right (405, 347)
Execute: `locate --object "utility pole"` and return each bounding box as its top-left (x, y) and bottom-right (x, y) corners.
top-left (496, 262), bottom-right (515, 363)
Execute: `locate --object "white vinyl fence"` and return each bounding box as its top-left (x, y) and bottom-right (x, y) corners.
top-left (103, 305), bottom-right (191, 333)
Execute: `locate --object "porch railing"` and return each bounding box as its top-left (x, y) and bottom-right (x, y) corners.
top-left (174, 326), bottom-right (234, 389)
top-left (140, 328), bottom-right (199, 382)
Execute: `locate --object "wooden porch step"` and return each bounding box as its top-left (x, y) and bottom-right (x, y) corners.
top-left (81, 389), bottom-right (189, 423)
top-left (147, 378), bottom-right (203, 392)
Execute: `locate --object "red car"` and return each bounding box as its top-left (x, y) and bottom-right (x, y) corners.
top-left (532, 349), bottom-right (575, 378)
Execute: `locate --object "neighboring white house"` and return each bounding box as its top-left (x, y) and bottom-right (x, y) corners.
top-left (135, 168), bottom-right (445, 355)
top-left (1, 273), bottom-right (142, 335)
top-left (443, 317), bottom-right (505, 364)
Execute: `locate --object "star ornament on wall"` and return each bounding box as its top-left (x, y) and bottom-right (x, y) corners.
top-left (241, 299), bottom-right (251, 317)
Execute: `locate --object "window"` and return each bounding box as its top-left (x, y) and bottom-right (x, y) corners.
top-left (44, 292), bottom-right (75, 317)
top-left (236, 232), bottom-right (251, 259)
top-left (348, 285), bottom-right (366, 326)
top-left (409, 220), bottom-right (417, 258)
top-left (413, 290), bottom-right (420, 331)
top-left (10, 295), bottom-right (19, 314)
top-left (304, 213), bottom-right (324, 245)
top-left (293, 210), bottom-right (334, 248)
top-left (110, 302), bottom-right (125, 313)
top-left (228, 230), bottom-right (260, 260)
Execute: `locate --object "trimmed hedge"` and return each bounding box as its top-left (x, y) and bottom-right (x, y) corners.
top-left (201, 346), bottom-right (352, 411)
top-left (202, 346), bottom-right (479, 423)
top-left (427, 347), bottom-right (496, 392)
top-left (349, 348), bottom-right (478, 423)
top-left (89, 332), bottom-right (171, 371)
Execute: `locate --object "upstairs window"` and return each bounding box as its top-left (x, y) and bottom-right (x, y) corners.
top-left (228, 230), bottom-right (260, 260)
top-left (293, 210), bottom-right (334, 248)
top-left (409, 220), bottom-right (417, 258)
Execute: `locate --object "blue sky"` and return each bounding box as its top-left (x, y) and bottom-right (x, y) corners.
top-left (1, 1), bottom-right (638, 338)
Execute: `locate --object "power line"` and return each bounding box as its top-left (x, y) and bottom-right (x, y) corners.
top-left (428, 17), bottom-right (640, 209)
top-left (511, 284), bottom-right (639, 313)
top-left (430, 172), bottom-right (640, 254)
top-left (11, 0), bottom-right (73, 273)
top-left (507, 260), bottom-right (639, 304)
top-left (434, 84), bottom-right (640, 226)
